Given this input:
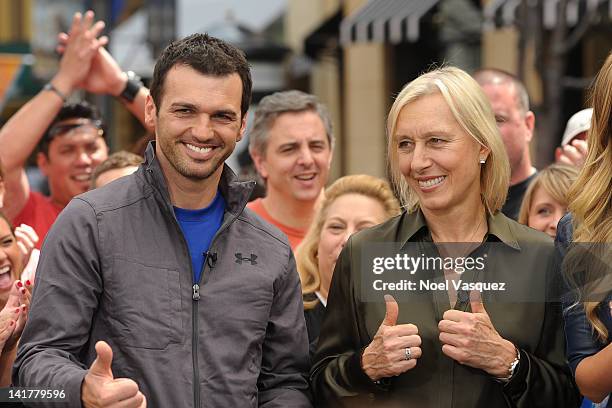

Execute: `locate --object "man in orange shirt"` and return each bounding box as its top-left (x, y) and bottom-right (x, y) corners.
top-left (248, 91), bottom-right (333, 249)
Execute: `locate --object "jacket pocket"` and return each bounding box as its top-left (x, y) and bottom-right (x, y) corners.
top-left (108, 257), bottom-right (182, 349)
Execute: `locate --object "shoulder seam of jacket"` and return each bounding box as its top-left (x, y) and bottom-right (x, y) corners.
top-left (74, 196), bottom-right (102, 249)
top-left (235, 215), bottom-right (292, 249)
top-left (81, 188), bottom-right (155, 214)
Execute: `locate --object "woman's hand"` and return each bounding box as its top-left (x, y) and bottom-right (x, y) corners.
top-left (361, 295), bottom-right (422, 381)
top-left (0, 281), bottom-right (28, 352)
top-left (555, 139), bottom-right (588, 167)
top-left (0, 311), bottom-right (17, 353)
top-left (0, 280), bottom-right (30, 352)
top-left (438, 293), bottom-right (516, 378)
top-left (15, 224), bottom-right (38, 266)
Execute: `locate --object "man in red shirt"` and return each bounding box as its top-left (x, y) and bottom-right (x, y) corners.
top-left (0, 11), bottom-right (147, 248)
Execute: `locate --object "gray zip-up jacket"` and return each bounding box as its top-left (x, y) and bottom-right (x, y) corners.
top-left (14, 144), bottom-right (312, 408)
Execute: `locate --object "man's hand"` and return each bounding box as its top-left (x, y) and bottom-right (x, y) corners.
top-left (55, 20), bottom-right (150, 127)
top-left (57, 34), bottom-right (127, 97)
top-left (52, 11), bottom-right (108, 96)
top-left (361, 295), bottom-right (422, 381)
top-left (81, 341), bottom-right (146, 408)
top-left (438, 291), bottom-right (516, 377)
top-left (555, 139), bottom-right (588, 168)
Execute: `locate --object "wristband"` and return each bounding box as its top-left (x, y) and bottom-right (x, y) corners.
top-left (43, 83), bottom-right (68, 102)
top-left (119, 71), bottom-right (143, 103)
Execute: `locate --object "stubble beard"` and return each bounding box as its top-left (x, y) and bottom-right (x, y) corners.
top-left (161, 139), bottom-right (232, 181)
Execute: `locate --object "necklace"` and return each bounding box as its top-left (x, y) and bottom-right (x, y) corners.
top-left (432, 213), bottom-right (487, 265)
top-left (431, 213), bottom-right (486, 243)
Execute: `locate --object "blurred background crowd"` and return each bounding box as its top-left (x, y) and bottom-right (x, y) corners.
top-left (0, 1), bottom-right (610, 407)
top-left (1, 0), bottom-right (611, 186)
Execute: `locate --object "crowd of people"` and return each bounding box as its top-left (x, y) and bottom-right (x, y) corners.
top-left (0, 9), bottom-right (609, 408)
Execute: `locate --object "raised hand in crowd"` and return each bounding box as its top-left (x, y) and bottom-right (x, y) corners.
top-left (361, 295), bottom-right (422, 381)
top-left (52, 11), bottom-right (109, 98)
top-left (56, 24), bottom-right (149, 126)
top-left (0, 10), bottom-right (108, 222)
top-left (81, 341), bottom-right (147, 408)
top-left (555, 139), bottom-right (588, 168)
top-left (438, 291), bottom-right (517, 379)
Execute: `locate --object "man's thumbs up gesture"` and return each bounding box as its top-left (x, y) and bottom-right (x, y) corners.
top-left (438, 291), bottom-right (517, 378)
top-left (81, 341), bottom-right (147, 407)
top-left (362, 295), bottom-right (422, 381)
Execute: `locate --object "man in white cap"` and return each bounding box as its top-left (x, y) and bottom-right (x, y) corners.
top-left (555, 108), bottom-right (591, 168)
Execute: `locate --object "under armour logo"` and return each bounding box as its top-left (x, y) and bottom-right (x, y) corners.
top-left (235, 253), bottom-right (258, 265)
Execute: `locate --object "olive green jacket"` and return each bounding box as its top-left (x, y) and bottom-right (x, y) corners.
top-left (310, 210), bottom-right (580, 407)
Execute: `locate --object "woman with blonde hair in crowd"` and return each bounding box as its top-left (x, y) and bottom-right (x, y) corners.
top-left (295, 174), bottom-right (400, 356)
top-left (518, 163), bottom-right (579, 238)
top-left (558, 52), bottom-right (612, 407)
top-left (310, 66), bottom-right (579, 407)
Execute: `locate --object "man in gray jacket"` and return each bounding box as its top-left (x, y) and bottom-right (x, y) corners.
top-left (14, 32), bottom-right (311, 408)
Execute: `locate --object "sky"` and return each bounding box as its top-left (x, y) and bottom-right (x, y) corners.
top-left (177, 0), bottom-right (287, 37)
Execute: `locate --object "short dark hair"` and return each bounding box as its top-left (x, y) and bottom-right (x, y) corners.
top-left (150, 33), bottom-right (252, 118)
top-left (91, 151), bottom-right (143, 188)
top-left (39, 101), bottom-right (105, 156)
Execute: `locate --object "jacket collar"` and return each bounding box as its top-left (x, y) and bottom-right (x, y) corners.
top-left (399, 209), bottom-right (520, 250)
top-left (142, 141), bottom-right (255, 215)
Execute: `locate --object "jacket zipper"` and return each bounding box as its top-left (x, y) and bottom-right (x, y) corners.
top-left (190, 214), bottom-right (240, 408)
top-left (191, 252), bottom-right (208, 408)
top-left (145, 167), bottom-right (252, 408)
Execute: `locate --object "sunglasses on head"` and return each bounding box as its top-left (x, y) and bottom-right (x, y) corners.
top-left (47, 119), bottom-right (104, 139)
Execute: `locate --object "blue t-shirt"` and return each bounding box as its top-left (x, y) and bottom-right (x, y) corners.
top-left (174, 191), bottom-right (225, 283)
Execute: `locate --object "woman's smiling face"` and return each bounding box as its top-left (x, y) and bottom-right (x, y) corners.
top-left (0, 216), bottom-right (22, 305)
top-left (395, 93), bottom-right (487, 216)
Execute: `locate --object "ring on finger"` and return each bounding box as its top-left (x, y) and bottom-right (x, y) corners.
top-left (404, 347), bottom-right (412, 361)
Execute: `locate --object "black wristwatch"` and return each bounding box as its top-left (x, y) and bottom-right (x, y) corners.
top-left (119, 71), bottom-right (143, 103)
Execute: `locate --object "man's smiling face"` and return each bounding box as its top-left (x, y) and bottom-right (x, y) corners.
top-left (146, 64), bottom-right (245, 183)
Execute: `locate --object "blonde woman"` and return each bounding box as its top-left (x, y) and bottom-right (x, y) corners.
top-left (559, 52), bottom-right (612, 407)
top-left (518, 164), bottom-right (579, 238)
top-left (295, 175), bottom-right (400, 356)
top-left (310, 67), bottom-right (580, 407)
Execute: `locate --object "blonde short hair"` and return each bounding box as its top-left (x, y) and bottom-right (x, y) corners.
top-left (295, 175), bottom-right (400, 309)
top-left (387, 66), bottom-right (510, 214)
top-left (517, 164), bottom-right (579, 225)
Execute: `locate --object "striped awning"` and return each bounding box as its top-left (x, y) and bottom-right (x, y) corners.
top-left (484, 0), bottom-right (612, 30)
top-left (340, 0), bottom-right (441, 45)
